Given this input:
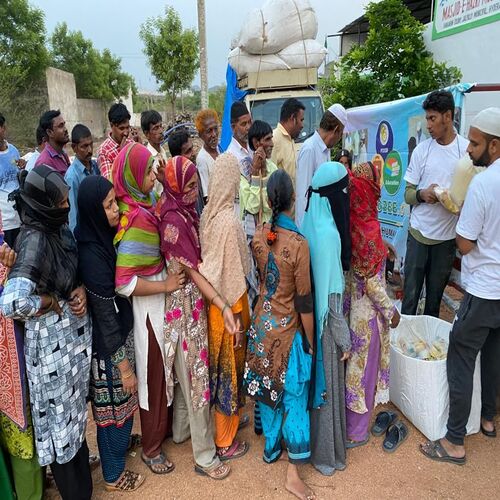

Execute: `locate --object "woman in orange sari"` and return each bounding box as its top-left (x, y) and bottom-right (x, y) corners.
top-left (199, 153), bottom-right (251, 460)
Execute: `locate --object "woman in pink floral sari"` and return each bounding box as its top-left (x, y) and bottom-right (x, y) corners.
top-left (156, 155), bottom-right (238, 480)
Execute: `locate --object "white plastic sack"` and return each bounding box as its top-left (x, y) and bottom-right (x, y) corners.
top-left (238, 0), bottom-right (318, 55)
top-left (228, 39), bottom-right (326, 77)
top-left (389, 315), bottom-right (481, 442)
top-left (279, 39), bottom-right (327, 69)
top-left (228, 47), bottom-right (290, 76)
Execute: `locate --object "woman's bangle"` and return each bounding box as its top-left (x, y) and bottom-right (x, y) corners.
top-left (221, 303), bottom-right (230, 315)
top-left (121, 370), bottom-right (134, 380)
top-left (210, 292), bottom-right (220, 305)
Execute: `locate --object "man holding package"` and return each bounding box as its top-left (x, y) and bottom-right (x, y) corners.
top-left (402, 90), bottom-right (469, 317)
top-left (420, 107), bottom-right (500, 465)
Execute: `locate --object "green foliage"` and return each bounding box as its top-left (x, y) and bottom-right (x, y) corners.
top-left (320, 0), bottom-right (462, 108)
top-left (140, 6), bottom-right (199, 113)
top-left (50, 22), bottom-right (135, 100)
top-left (0, 0), bottom-right (49, 148)
top-left (0, 0), bottom-right (49, 84)
top-left (209, 85), bottom-right (226, 118)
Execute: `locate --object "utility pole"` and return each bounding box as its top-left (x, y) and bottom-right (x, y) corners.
top-left (197, 0), bottom-right (208, 109)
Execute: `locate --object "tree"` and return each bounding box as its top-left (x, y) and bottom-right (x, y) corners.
top-left (320, 0), bottom-right (462, 108)
top-left (140, 6), bottom-right (199, 114)
top-left (0, 0), bottom-right (49, 146)
top-left (50, 23), bottom-right (134, 101)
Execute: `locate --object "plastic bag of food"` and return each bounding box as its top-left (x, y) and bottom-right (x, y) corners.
top-left (434, 186), bottom-right (460, 215)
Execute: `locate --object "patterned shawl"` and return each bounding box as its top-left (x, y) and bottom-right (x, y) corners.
top-left (156, 156), bottom-right (201, 269)
top-left (199, 153), bottom-right (250, 306)
top-left (0, 217), bottom-right (27, 430)
top-left (112, 143), bottom-right (164, 288)
top-left (349, 161), bottom-right (387, 279)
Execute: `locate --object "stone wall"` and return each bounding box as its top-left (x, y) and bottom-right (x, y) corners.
top-left (77, 98), bottom-right (108, 138)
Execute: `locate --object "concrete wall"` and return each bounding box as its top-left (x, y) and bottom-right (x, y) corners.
top-left (423, 19), bottom-right (500, 133)
top-left (77, 98), bottom-right (108, 138)
top-left (45, 67), bottom-right (79, 135)
top-left (45, 67), bottom-right (134, 139)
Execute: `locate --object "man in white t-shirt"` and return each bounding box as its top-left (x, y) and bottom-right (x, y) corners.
top-left (420, 107), bottom-right (500, 465)
top-left (195, 109), bottom-right (220, 202)
top-left (402, 90), bottom-right (469, 317)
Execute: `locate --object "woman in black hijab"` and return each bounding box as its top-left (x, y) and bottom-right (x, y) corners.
top-left (75, 175), bottom-right (144, 492)
top-left (0, 165), bottom-right (92, 500)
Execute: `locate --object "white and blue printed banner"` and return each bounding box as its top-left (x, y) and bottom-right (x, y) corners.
top-left (343, 83), bottom-right (472, 269)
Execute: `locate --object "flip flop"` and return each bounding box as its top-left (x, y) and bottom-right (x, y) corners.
top-left (217, 440), bottom-right (250, 461)
top-left (419, 440), bottom-right (466, 465)
top-left (194, 462), bottom-right (231, 480)
top-left (371, 411), bottom-right (398, 437)
top-left (383, 422), bottom-right (408, 453)
top-left (480, 423), bottom-right (497, 438)
top-left (141, 452), bottom-right (175, 474)
top-left (346, 435), bottom-right (369, 449)
top-left (105, 470), bottom-right (145, 492)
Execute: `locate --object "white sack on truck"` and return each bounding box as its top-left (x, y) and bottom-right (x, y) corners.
top-left (228, 39), bottom-right (326, 77)
top-left (237, 0), bottom-right (318, 55)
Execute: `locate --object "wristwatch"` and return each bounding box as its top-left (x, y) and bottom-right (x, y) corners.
top-left (416, 189), bottom-right (424, 203)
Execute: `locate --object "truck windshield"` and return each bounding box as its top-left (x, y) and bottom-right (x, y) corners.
top-left (249, 96), bottom-right (324, 143)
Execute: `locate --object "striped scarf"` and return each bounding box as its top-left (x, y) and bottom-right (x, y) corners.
top-left (112, 143), bottom-right (164, 288)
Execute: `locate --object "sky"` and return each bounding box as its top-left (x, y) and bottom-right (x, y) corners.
top-left (30, 0), bottom-right (370, 91)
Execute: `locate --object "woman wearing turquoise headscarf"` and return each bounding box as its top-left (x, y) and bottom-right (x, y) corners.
top-left (302, 161), bottom-right (352, 476)
top-left (244, 169), bottom-right (316, 500)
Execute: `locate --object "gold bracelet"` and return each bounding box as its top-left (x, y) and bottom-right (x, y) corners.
top-left (121, 370), bottom-right (134, 380)
top-left (210, 293), bottom-right (220, 305)
top-left (221, 303), bottom-right (230, 315)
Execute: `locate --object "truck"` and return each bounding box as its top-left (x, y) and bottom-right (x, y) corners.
top-left (221, 66), bottom-right (324, 150)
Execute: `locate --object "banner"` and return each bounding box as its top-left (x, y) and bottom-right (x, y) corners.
top-left (344, 84), bottom-right (472, 271)
top-left (432, 0), bottom-right (500, 40)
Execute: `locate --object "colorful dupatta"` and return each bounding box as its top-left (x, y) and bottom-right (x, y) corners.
top-left (156, 156), bottom-right (201, 269)
top-left (349, 162), bottom-right (387, 279)
top-left (112, 143), bottom-right (164, 288)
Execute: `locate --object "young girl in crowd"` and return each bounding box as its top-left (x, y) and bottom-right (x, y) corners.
top-left (112, 143), bottom-right (185, 475)
top-left (302, 161), bottom-right (352, 476)
top-left (344, 161), bottom-right (400, 447)
top-left (156, 155), bottom-right (239, 480)
top-left (244, 169), bottom-right (316, 500)
top-left (0, 166), bottom-right (92, 500)
top-left (199, 153), bottom-right (251, 460)
top-left (75, 175), bottom-right (143, 491)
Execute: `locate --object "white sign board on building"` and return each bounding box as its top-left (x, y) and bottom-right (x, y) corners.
top-left (432, 0), bottom-right (500, 40)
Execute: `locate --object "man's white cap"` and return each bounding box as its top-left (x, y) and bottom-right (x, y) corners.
top-left (470, 107), bottom-right (500, 137)
top-left (327, 103), bottom-right (349, 128)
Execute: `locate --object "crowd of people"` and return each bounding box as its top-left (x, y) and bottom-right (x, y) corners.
top-left (0, 90), bottom-right (498, 500)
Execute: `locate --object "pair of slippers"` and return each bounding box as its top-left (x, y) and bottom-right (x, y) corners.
top-left (371, 410), bottom-right (409, 453)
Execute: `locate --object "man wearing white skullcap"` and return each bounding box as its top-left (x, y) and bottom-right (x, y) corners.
top-left (295, 104), bottom-right (348, 226)
top-left (421, 107), bottom-right (500, 465)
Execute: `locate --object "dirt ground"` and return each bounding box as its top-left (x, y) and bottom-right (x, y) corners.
top-left (45, 298), bottom-right (500, 500)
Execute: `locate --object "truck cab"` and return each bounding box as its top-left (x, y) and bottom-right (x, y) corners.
top-left (238, 68), bottom-right (324, 146)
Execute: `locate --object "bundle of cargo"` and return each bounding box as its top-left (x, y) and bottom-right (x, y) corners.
top-left (228, 0), bottom-right (327, 78)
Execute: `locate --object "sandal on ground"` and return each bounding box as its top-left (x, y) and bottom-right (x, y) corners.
top-left (194, 462), bottom-right (231, 480)
top-left (89, 454), bottom-right (100, 471)
top-left (105, 470), bottom-right (145, 492)
top-left (141, 452), bottom-right (175, 474)
top-left (346, 435), bottom-right (369, 449)
top-left (217, 440), bottom-right (249, 461)
top-left (127, 434), bottom-right (142, 451)
top-left (419, 440), bottom-right (466, 465)
top-left (371, 411), bottom-right (398, 437)
top-left (238, 414), bottom-right (250, 430)
top-left (383, 421), bottom-right (408, 453)
top-left (480, 423), bottom-right (497, 438)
